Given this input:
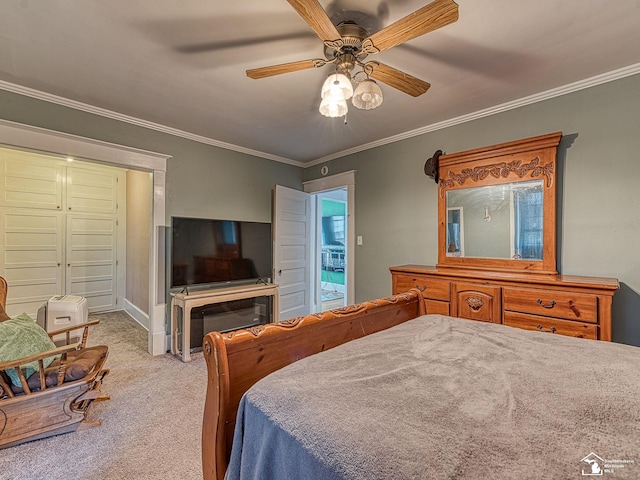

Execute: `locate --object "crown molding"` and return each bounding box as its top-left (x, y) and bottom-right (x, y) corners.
top-left (2, 62), bottom-right (639, 169)
top-left (0, 118), bottom-right (170, 171)
top-left (0, 79), bottom-right (303, 168)
top-left (305, 63), bottom-right (640, 167)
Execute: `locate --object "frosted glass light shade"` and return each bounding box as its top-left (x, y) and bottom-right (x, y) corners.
top-left (319, 90), bottom-right (348, 117)
top-left (321, 73), bottom-right (353, 100)
top-left (352, 79), bottom-right (383, 110)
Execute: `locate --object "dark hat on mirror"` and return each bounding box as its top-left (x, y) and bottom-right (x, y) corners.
top-left (424, 149), bottom-right (442, 183)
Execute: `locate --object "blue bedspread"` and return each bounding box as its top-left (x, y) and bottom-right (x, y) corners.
top-left (227, 395), bottom-right (344, 480)
top-left (224, 314), bottom-right (640, 480)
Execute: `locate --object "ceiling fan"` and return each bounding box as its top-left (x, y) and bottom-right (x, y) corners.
top-left (246, 0), bottom-right (459, 117)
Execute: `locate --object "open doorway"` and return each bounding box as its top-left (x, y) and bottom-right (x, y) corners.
top-left (316, 189), bottom-right (347, 311)
top-left (303, 170), bottom-right (355, 314)
top-left (274, 171), bottom-right (355, 321)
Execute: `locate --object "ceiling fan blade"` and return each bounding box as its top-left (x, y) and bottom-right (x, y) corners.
top-left (362, 0), bottom-right (459, 54)
top-left (286, 0), bottom-right (342, 42)
top-left (247, 58), bottom-right (327, 79)
top-left (367, 62), bottom-right (431, 97)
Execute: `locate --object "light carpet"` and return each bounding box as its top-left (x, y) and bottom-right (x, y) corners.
top-left (1, 311), bottom-right (207, 480)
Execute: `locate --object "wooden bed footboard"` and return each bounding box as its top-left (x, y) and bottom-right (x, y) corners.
top-left (201, 289), bottom-right (425, 480)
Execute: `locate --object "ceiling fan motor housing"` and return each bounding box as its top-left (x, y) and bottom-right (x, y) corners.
top-left (336, 53), bottom-right (357, 75)
top-left (324, 22), bottom-right (369, 62)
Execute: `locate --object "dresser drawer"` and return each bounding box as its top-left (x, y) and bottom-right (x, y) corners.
top-left (393, 274), bottom-right (450, 302)
top-left (502, 287), bottom-right (598, 323)
top-left (453, 283), bottom-right (501, 323)
top-left (504, 311), bottom-right (598, 339)
top-left (425, 299), bottom-right (450, 315)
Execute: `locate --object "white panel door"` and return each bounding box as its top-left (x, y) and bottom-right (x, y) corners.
top-left (66, 213), bottom-right (117, 311)
top-left (274, 185), bottom-right (312, 321)
top-left (0, 147), bottom-right (64, 210)
top-left (0, 208), bottom-right (64, 317)
top-left (66, 163), bottom-right (121, 311)
top-left (66, 163), bottom-right (119, 214)
top-left (0, 152), bottom-right (123, 314)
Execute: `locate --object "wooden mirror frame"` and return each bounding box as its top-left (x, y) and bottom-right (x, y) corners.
top-left (436, 132), bottom-right (562, 275)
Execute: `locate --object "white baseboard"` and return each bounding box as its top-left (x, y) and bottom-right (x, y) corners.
top-left (123, 299), bottom-right (169, 355)
top-left (123, 298), bottom-right (149, 331)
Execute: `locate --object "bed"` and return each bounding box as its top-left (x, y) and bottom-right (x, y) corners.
top-left (201, 289), bottom-right (640, 480)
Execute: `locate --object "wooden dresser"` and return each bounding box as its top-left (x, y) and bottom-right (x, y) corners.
top-left (390, 265), bottom-right (619, 341)
top-left (407, 133), bottom-right (620, 341)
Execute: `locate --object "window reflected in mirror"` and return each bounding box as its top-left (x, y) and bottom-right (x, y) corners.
top-left (512, 181), bottom-right (543, 260)
top-left (446, 207), bottom-right (464, 257)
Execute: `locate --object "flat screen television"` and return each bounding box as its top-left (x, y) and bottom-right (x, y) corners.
top-left (171, 216), bottom-right (272, 289)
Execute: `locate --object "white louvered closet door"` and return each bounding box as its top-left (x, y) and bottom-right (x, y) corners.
top-left (65, 163), bottom-right (122, 312)
top-left (0, 147), bottom-right (124, 317)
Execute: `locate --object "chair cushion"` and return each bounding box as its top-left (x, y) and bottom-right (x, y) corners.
top-left (11, 345), bottom-right (108, 393)
top-left (0, 313), bottom-right (58, 388)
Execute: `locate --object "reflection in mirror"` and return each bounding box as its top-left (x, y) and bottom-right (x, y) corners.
top-left (446, 207), bottom-right (464, 256)
top-left (445, 180), bottom-right (543, 260)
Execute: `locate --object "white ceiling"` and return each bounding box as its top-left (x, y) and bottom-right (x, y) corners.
top-left (1, 0), bottom-right (639, 165)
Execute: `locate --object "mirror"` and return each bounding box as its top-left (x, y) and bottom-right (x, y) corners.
top-left (446, 180), bottom-right (543, 260)
top-left (437, 132), bottom-right (562, 274)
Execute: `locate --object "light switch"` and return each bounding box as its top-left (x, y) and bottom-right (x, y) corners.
top-left (357, 235), bottom-right (363, 245)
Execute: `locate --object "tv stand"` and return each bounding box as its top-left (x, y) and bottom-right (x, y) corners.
top-left (170, 283), bottom-right (279, 362)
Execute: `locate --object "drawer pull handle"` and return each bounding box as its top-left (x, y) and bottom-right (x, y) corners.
top-left (536, 299), bottom-right (556, 309)
top-left (466, 296), bottom-right (484, 311)
top-left (415, 285), bottom-right (427, 292)
top-left (568, 300), bottom-right (581, 317)
top-left (536, 324), bottom-right (557, 334)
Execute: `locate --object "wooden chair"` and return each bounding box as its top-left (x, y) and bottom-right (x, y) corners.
top-left (0, 277), bottom-right (110, 449)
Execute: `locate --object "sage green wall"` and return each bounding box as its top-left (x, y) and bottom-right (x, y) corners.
top-left (305, 73), bottom-right (640, 346)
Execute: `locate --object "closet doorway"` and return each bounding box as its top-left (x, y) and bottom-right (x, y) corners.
top-left (0, 146), bottom-right (125, 317)
top-left (0, 120), bottom-right (169, 355)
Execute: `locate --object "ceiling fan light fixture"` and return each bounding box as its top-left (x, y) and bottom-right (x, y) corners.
top-left (319, 90), bottom-right (349, 118)
top-left (321, 72), bottom-right (353, 100)
top-left (352, 79), bottom-right (383, 110)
